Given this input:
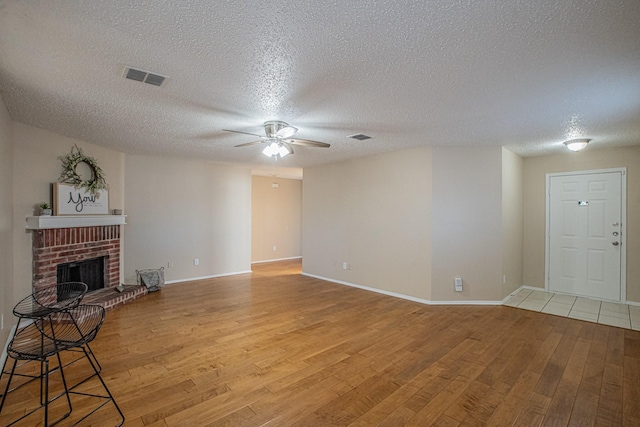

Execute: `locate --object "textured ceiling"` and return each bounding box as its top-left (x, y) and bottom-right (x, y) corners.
top-left (0, 1), bottom-right (639, 173)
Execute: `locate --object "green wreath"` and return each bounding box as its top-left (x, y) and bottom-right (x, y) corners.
top-left (59, 145), bottom-right (108, 197)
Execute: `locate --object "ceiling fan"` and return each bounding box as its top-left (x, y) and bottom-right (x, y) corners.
top-left (223, 120), bottom-right (330, 159)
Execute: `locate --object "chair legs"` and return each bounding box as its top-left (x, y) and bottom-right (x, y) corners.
top-left (0, 347), bottom-right (123, 426)
top-left (0, 355), bottom-right (72, 427)
top-left (66, 345), bottom-right (125, 427)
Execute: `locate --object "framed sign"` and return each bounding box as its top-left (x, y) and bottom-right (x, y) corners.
top-left (53, 183), bottom-right (109, 215)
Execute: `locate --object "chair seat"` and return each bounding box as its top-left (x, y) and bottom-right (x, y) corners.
top-left (40, 305), bottom-right (105, 347)
top-left (7, 323), bottom-right (60, 361)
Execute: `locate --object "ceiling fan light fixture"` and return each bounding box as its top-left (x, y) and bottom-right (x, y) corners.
top-left (563, 138), bottom-right (590, 152)
top-left (278, 144), bottom-right (290, 158)
top-left (262, 142), bottom-right (289, 159)
top-left (263, 142), bottom-right (279, 157)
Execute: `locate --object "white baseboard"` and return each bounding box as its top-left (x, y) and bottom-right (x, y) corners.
top-left (1, 324), bottom-right (16, 369)
top-left (252, 256), bottom-right (302, 264)
top-left (301, 272), bottom-right (504, 306)
top-left (164, 270), bottom-right (253, 285)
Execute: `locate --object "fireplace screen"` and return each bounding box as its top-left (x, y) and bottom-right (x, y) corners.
top-left (57, 256), bottom-right (105, 292)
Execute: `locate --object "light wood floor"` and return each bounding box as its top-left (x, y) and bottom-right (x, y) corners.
top-left (2, 259), bottom-right (640, 426)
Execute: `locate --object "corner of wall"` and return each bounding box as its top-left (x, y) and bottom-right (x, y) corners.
top-left (430, 146), bottom-right (503, 302)
top-left (0, 93), bottom-right (15, 348)
top-left (501, 147), bottom-right (524, 299)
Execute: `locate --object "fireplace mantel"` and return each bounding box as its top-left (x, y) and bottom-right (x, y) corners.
top-left (26, 215), bottom-right (126, 230)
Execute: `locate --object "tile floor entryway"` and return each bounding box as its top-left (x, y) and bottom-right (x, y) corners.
top-left (504, 288), bottom-right (640, 331)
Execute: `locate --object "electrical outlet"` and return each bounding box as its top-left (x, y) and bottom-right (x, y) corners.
top-left (168, 261), bottom-right (174, 268)
top-left (193, 258), bottom-right (199, 266)
top-left (273, 245), bottom-right (277, 251)
top-left (454, 277), bottom-right (463, 292)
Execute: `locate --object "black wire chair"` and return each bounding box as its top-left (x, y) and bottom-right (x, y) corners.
top-left (40, 304), bottom-right (125, 426)
top-left (0, 282), bottom-right (87, 426)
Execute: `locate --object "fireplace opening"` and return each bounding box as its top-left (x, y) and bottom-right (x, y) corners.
top-left (57, 256), bottom-right (106, 293)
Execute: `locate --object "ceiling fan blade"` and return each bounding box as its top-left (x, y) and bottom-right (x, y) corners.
top-left (234, 141), bottom-right (264, 148)
top-left (287, 138), bottom-right (330, 148)
top-left (276, 125), bottom-right (298, 139)
top-left (282, 142), bottom-right (294, 155)
top-left (222, 129), bottom-right (266, 139)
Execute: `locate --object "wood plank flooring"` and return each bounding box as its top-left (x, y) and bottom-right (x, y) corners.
top-left (2, 259), bottom-right (639, 426)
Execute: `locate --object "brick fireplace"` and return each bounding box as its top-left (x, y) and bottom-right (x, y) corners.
top-left (27, 215), bottom-right (146, 310)
top-left (32, 225), bottom-right (121, 293)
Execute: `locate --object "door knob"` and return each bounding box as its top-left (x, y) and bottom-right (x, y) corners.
top-left (612, 241), bottom-right (620, 246)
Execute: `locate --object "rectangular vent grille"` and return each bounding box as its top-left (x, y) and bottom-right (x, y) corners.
top-left (124, 66), bottom-right (167, 87)
top-left (348, 133), bottom-right (372, 140)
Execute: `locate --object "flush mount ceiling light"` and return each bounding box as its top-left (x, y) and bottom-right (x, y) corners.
top-left (563, 138), bottom-right (591, 152)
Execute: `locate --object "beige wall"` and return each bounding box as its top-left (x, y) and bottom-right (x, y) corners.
top-left (523, 146), bottom-right (640, 302)
top-left (431, 146), bottom-right (504, 302)
top-left (123, 154), bottom-right (251, 283)
top-left (303, 147), bottom-right (433, 300)
top-left (302, 145), bottom-right (520, 303)
top-left (502, 147), bottom-right (524, 297)
top-left (252, 175), bottom-right (302, 262)
top-left (11, 123), bottom-right (125, 308)
top-left (0, 95), bottom-right (13, 344)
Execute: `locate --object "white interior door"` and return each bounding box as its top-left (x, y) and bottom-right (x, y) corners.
top-left (547, 171), bottom-right (623, 301)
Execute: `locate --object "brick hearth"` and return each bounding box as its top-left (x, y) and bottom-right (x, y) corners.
top-left (82, 285), bottom-right (147, 310)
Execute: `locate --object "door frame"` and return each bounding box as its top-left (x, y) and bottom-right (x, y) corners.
top-left (545, 167), bottom-right (627, 302)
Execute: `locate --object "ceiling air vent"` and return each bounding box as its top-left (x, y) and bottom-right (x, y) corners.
top-left (123, 66), bottom-right (168, 87)
top-left (348, 133), bottom-right (372, 141)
